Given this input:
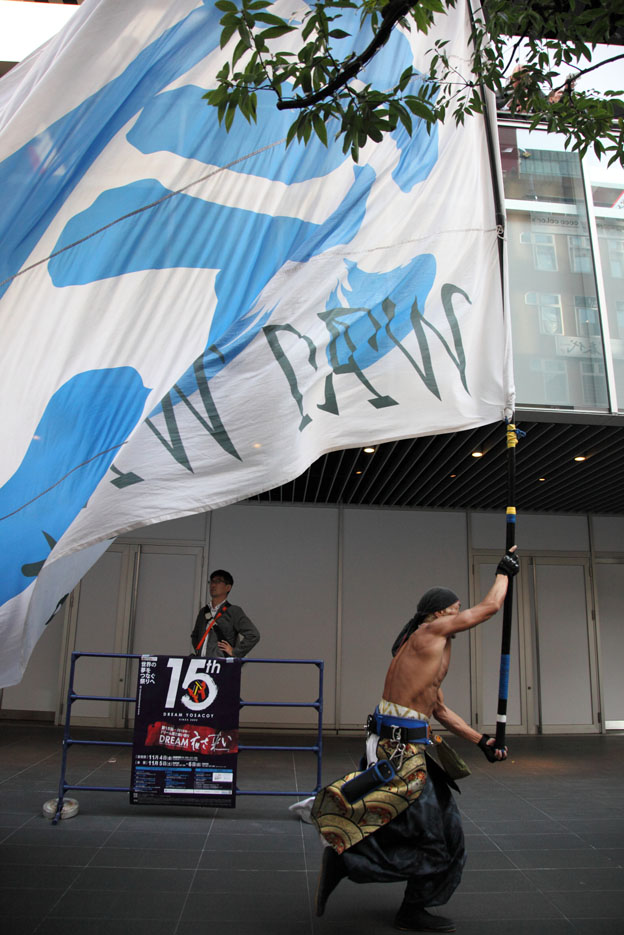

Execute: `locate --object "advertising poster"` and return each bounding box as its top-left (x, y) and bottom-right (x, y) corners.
top-left (130, 654), bottom-right (241, 807)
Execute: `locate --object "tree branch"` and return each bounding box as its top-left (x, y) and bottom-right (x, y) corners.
top-left (276, 0), bottom-right (417, 111)
top-left (565, 51), bottom-right (624, 81)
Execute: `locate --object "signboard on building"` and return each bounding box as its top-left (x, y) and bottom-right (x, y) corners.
top-left (555, 335), bottom-right (603, 359)
top-left (529, 210), bottom-right (588, 237)
top-left (131, 655), bottom-right (241, 807)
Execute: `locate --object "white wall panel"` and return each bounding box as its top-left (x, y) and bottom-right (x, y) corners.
top-left (534, 562), bottom-right (595, 728)
top-left (132, 549), bottom-right (202, 657)
top-left (209, 504), bottom-right (338, 727)
top-left (595, 562), bottom-right (624, 725)
top-left (65, 548), bottom-right (128, 723)
top-left (0, 609), bottom-right (65, 714)
top-left (591, 516), bottom-right (624, 553)
top-left (472, 511), bottom-right (589, 552)
top-left (6, 500), bottom-right (622, 736)
top-left (340, 509), bottom-right (470, 727)
top-left (117, 513), bottom-right (207, 542)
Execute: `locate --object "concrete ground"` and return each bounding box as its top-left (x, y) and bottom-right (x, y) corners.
top-left (1, 723), bottom-right (623, 935)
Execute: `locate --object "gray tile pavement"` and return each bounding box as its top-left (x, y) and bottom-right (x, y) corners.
top-left (1, 723), bottom-right (623, 934)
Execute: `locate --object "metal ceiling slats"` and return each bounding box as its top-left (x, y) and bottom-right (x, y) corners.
top-left (517, 425), bottom-right (591, 479)
top-left (518, 426), bottom-right (617, 498)
top-left (360, 439), bottom-right (413, 504)
top-left (331, 449), bottom-right (363, 504)
top-left (372, 438), bottom-right (428, 505)
top-left (407, 426), bottom-right (502, 508)
top-left (527, 446), bottom-right (624, 512)
top-left (352, 441), bottom-right (399, 505)
top-left (251, 419), bottom-right (624, 514)
top-left (385, 430), bottom-right (481, 507)
top-left (438, 425), bottom-right (514, 509)
top-left (312, 452), bottom-right (333, 503)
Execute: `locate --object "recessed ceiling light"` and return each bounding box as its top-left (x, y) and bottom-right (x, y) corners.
top-left (450, 473), bottom-right (456, 478)
top-left (539, 477), bottom-right (546, 482)
top-left (363, 446), bottom-right (375, 454)
top-left (355, 470), bottom-right (362, 475)
top-left (574, 455), bottom-right (587, 462)
top-left (471, 451), bottom-right (484, 458)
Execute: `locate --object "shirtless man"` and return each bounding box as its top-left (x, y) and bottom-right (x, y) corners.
top-left (385, 559), bottom-right (517, 758)
top-left (313, 548), bottom-right (519, 933)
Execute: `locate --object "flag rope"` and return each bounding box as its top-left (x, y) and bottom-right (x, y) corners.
top-left (0, 137), bottom-right (287, 293)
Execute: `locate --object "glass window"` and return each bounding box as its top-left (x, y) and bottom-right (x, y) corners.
top-left (581, 362), bottom-right (608, 407)
top-left (525, 292), bottom-right (564, 335)
top-left (521, 232), bottom-right (558, 270)
top-left (587, 149), bottom-right (624, 410)
top-left (529, 358), bottom-right (568, 404)
top-left (568, 235), bottom-right (592, 274)
top-left (574, 296), bottom-right (600, 337)
top-left (500, 124), bottom-right (609, 412)
top-left (606, 239), bottom-right (624, 278)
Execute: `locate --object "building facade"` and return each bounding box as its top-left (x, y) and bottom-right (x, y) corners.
top-left (1, 5), bottom-right (622, 735)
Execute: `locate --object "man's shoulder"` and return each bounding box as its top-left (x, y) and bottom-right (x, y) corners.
top-left (406, 623), bottom-right (449, 652)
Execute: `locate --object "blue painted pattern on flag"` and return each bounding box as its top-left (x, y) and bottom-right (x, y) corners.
top-left (0, 0), bottom-right (440, 607)
top-left (0, 369), bottom-right (149, 607)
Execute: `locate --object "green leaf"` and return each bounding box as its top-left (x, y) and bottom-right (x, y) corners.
top-left (286, 119), bottom-right (299, 148)
top-left (220, 24), bottom-right (238, 49)
top-left (224, 101), bottom-right (237, 132)
top-left (313, 112), bottom-right (328, 146)
top-left (395, 105), bottom-right (413, 136)
top-left (254, 12), bottom-right (291, 26)
top-left (302, 15), bottom-right (319, 42)
top-left (405, 97), bottom-right (434, 122)
top-left (258, 25), bottom-right (297, 41)
top-left (232, 38), bottom-right (250, 68)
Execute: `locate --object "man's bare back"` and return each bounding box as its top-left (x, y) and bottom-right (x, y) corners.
top-left (383, 623), bottom-right (453, 716)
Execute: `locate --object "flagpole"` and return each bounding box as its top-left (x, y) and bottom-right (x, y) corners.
top-left (494, 420), bottom-right (518, 750)
top-left (466, 0), bottom-right (506, 277)
top-left (466, 0), bottom-right (516, 750)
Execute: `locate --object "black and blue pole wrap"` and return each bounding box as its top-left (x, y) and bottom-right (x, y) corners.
top-left (494, 420), bottom-right (518, 751)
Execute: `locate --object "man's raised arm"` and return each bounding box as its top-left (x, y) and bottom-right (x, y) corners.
top-left (429, 548), bottom-right (519, 638)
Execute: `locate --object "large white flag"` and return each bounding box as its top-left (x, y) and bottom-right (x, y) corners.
top-left (0, 0), bottom-right (513, 687)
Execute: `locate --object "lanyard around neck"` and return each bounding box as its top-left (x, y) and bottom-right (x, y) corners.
top-left (196, 602), bottom-right (228, 653)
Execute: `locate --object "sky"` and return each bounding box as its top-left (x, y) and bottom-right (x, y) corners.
top-left (0, 0), bottom-right (621, 183)
top-left (0, 0), bottom-right (621, 91)
top-left (0, 0), bottom-right (75, 62)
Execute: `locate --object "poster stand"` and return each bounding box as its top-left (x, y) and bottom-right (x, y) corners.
top-left (51, 651), bottom-right (323, 823)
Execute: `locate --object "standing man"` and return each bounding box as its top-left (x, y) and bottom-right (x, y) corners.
top-left (312, 548), bottom-right (519, 933)
top-left (191, 569), bottom-right (260, 658)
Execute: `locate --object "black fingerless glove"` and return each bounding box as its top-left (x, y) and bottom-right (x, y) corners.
top-left (496, 550), bottom-right (519, 577)
top-left (478, 734), bottom-right (498, 762)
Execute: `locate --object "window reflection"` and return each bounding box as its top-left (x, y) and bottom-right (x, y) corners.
top-left (580, 148), bottom-right (624, 409)
top-left (500, 125), bottom-right (609, 411)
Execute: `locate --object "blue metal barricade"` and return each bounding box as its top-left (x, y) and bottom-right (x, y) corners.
top-left (53, 651), bottom-right (323, 823)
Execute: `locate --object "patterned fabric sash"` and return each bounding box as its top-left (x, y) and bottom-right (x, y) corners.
top-left (311, 703), bottom-right (429, 854)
